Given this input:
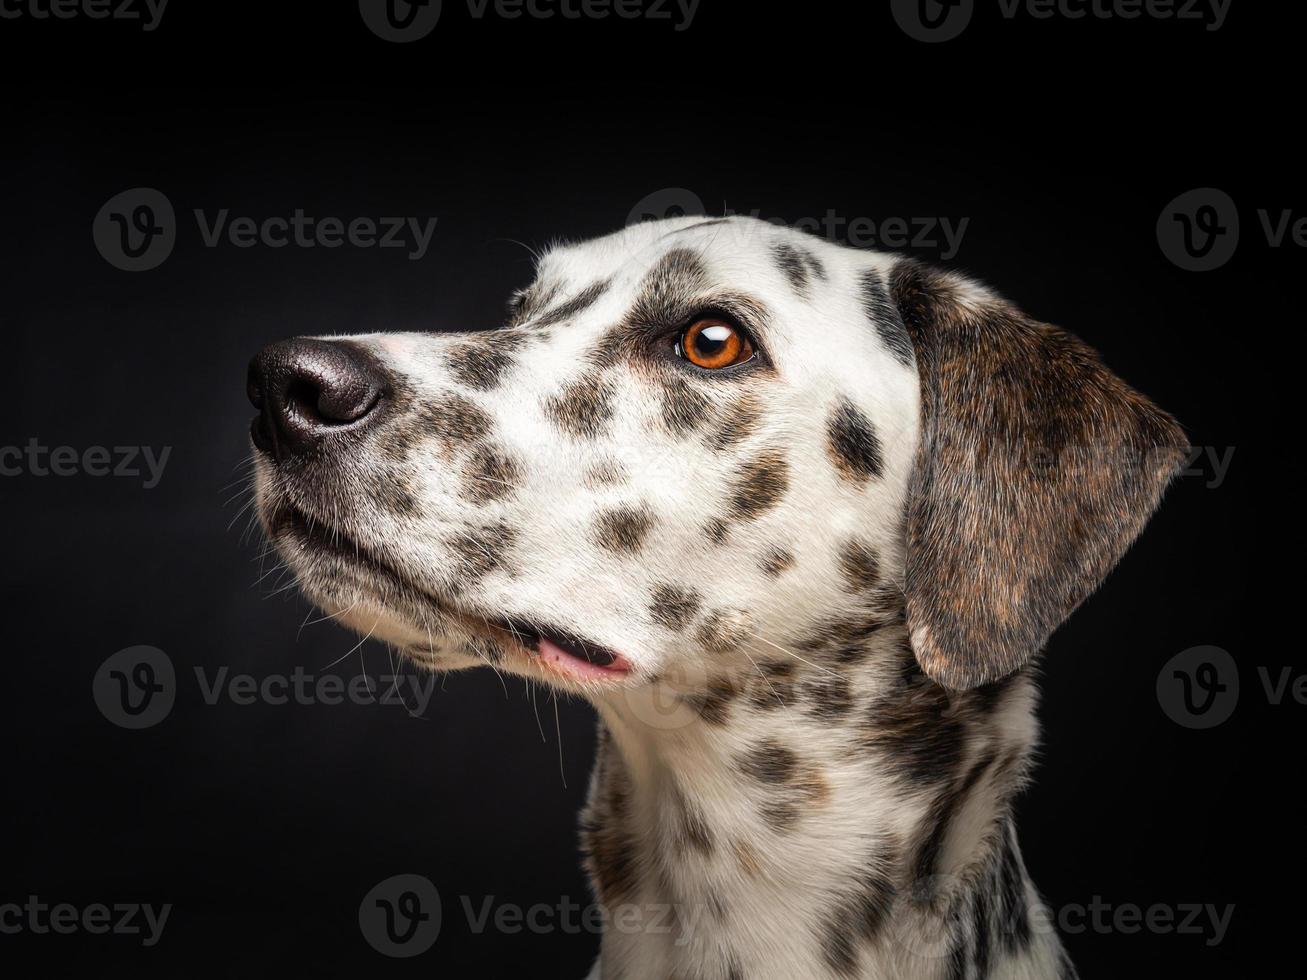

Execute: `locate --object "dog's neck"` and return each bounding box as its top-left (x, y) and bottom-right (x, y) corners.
top-left (584, 619), bottom-right (1072, 979)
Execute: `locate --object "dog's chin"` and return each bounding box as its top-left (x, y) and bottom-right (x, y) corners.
top-left (260, 500), bottom-right (638, 689)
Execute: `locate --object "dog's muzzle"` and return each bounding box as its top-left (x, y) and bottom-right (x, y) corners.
top-left (246, 338), bottom-right (389, 461)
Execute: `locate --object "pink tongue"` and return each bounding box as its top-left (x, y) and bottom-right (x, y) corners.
top-left (537, 636), bottom-right (631, 679)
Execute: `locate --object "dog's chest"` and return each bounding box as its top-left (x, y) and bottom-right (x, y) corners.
top-left (581, 714), bottom-right (934, 979)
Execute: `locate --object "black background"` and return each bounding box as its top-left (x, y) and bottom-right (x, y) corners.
top-left (1, 0), bottom-right (1271, 975)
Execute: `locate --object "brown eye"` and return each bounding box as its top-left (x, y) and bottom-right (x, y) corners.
top-left (678, 318), bottom-right (754, 370)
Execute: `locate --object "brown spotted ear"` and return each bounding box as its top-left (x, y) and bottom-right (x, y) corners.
top-left (889, 260), bottom-right (1185, 691)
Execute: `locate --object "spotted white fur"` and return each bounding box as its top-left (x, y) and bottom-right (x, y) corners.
top-left (247, 214), bottom-right (1182, 979)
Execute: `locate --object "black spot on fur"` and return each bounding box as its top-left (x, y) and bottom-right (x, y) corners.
top-left (696, 609), bottom-right (751, 653)
top-left (759, 546), bottom-right (794, 578)
top-left (374, 472), bottom-right (420, 516)
top-left (731, 451), bottom-right (789, 521)
top-left (827, 397), bottom-right (885, 483)
top-left (671, 783), bottom-right (715, 857)
top-left (747, 660), bottom-right (795, 709)
top-left (464, 637), bottom-right (506, 664)
top-left (839, 539), bottom-right (882, 592)
top-left (740, 739), bottom-right (798, 785)
top-left (682, 678), bottom-right (737, 726)
top-left (804, 673), bottom-right (855, 720)
top-left (635, 248), bottom-right (710, 318)
top-left (821, 862), bottom-right (897, 976)
top-left (594, 506), bottom-right (655, 555)
top-left (446, 332), bottom-right (525, 390)
top-left (860, 270), bottom-right (915, 366)
top-left (650, 584), bottom-right (701, 629)
top-left (710, 393), bottom-right (763, 450)
top-left (995, 825), bottom-right (1033, 954)
top-left (910, 752), bottom-right (998, 887)
top-left (417, 393), bottom-right (493, 447)
top-left (863, 649), bottom-right (965, 784)
top-left (533, 278), bottom-right (610, 328)
top-left (545, 374), bottom-right (615, 439)
top-left (507, 279), bottom-right (562, 327)
top-left (461, 444), bottom-right (522, 504)
top-left (580, 746), bottom-right (639, 905)
top-left (661, 376), bottom-right (712, 436)
top-left (446, 522), bottom-right (517, 589)
top-left (972, 885), bottom-right (994, 980)
top-left (595, 248), bottom-right (711, 367)
top-left (797, 615), bottom-right (896, 666)
top-left (774, 241), bottom-right (826, 293)
top-left (706, 519), bottom-right (730, 544)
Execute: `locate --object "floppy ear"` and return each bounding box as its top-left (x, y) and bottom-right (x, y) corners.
top-left (889, 260), bottom-right (1185, 691)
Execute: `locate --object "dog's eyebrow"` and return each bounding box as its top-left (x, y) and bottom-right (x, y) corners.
top-left (532, 278), bottom-right (611, 328)
top-left (586, 246), bottom-right (775, 370)
top-left (625, 247), bottom-right (711, 329)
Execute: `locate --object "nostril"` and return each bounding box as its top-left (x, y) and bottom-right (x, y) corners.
top-left (247, 338), bottom-right (389, 459)
top-left (287, 374), bottom-right (382, 426)
top-left (246, 367), bottom-right (265, 410)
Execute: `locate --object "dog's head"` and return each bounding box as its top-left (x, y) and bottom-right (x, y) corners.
top-left (247, 215), bottom-right (1182, 697)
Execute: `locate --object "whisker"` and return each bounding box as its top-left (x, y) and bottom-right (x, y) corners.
top-left (745, 634), bottom-right (840, 678)
top-left (552, 690), bottom-right (567, 790)
top-left (321, 617), bottom-right (378, 671)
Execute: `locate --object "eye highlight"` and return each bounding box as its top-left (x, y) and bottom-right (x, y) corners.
top-left (676, 318), bottom-right (755, 370)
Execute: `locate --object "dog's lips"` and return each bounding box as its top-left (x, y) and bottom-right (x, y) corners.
top-left (494, 619), bottom-right (633, 681)
top-left (270, 504), bottom-right (633, 682)
top-left (537, 635), bottom-right (633, 681)
top-left (274, 505), bottom-right (408, 586)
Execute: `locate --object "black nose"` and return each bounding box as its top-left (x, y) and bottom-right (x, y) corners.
top-left (247, 339), bottom-right (388, 460)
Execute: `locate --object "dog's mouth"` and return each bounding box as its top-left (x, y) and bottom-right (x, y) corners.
top-left (270, 504), bottom-right (633, 682)
top-left (492, 618), bottom-right (633, 680)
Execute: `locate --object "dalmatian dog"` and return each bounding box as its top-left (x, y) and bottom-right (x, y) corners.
top-left (246, 214), bottom-right (1182, 979)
